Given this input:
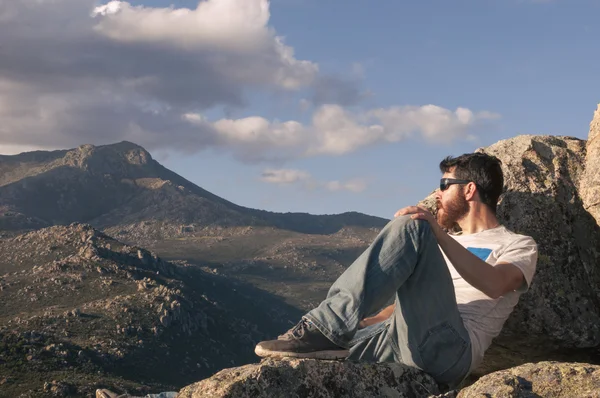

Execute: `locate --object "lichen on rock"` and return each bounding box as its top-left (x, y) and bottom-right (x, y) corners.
top-left (457, 361), bottom-right (600, 397)
top-left (177, 358), bottom-right (441, 398)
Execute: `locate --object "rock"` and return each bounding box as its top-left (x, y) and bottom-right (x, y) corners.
top-left (69, 308), bottom-right (81, 317)
top-left (419, 134), bottom-right (600, 349)
top-left (581, 103), bottom-right (600, 226)
top-left (43, 380), bottom-right (73, 396)
top-left (177, 358), bottom-right (441, 398)
top-left (485, 135), bottom-right (600, 348)
top-left (160, 315), bottom-right (172, 327)
top-left (457, 361), bottom-right (600, 397)
top-left (138, 249), bottom-right (149, 265)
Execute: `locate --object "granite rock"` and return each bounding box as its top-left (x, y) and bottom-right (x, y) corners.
top-left (457, 361), bottom-right (600, 397)
top-left (177, 358), bottom-right (441, 398)
top-left (581, 104), bottom-right (600, 226)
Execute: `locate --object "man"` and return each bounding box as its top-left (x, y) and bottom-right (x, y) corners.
top-left (254, 152), bottom-right (538, 389)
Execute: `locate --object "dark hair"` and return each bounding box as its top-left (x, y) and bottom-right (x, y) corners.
top-left (439, 152), bottom-right (504, 213)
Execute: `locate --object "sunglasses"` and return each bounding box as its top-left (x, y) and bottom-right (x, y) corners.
top-left (439, 178), bottom-right (474, 191)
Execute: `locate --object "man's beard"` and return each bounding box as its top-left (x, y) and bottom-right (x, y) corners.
top-left (436, 194), bottom-right (469, 231)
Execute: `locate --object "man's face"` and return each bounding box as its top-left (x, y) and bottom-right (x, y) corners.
top-left (435, 172), bottom-right (470, 230)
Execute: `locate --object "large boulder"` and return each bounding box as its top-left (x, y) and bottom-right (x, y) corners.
top-left (457, 361), bottom-right (600, 397)
top-left (420, 133), bottom-right (600, 350)
top-left (484, 135), bottom-right (600, 348)
top-left (177, 358), bottom-right (441, 398)
top-left (581, 104), bottom-right (600, 226)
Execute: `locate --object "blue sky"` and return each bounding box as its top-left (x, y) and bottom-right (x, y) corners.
top-left (0, 0), bottom-right (598, 219)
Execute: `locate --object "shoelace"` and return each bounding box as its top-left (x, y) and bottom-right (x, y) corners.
top-left (279, 319), bottom-right (310, 340)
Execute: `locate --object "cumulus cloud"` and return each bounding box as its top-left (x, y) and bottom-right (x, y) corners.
top-left (0, 0), bottom-right (321, 147)
top-left (0, 0), bottom-right (500, 161)
top-left (184, 104), bottom-right (498, 162)
top-left (324, 179), bottom-right (368, 193)
top-left (261, 168), bottom-right (368, 193)
top-left (260, 169), bottom-right (311, 184)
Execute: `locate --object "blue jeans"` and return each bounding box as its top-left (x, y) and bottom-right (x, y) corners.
top-left (304, 216), bottom-right (472, 388)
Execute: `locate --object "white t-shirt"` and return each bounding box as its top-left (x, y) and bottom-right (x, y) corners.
top-left (440, 225), bottom-right (538, 373)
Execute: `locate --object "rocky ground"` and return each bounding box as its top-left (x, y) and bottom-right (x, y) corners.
top-left (0, 223), bottom-right (303, 397)
top-left (143, 225), bottom-right (378, 310)
top-left (177, 358), bottom-right (600, 398)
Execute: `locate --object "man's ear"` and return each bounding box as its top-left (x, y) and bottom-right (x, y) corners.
top-left (465, 182), bottom-right (478, 201)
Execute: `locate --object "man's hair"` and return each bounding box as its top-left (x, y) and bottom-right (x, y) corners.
top-left (439, 152), bottom-right (504, 213)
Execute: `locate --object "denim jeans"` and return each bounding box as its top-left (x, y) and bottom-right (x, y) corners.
top-left (304, 215), bottom-right (472, 388)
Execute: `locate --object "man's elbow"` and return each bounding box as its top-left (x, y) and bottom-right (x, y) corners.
top-left (489, 276), bottom-right (524, 299)
top-left (488, 264), bottom-right (525, 299)
top-left (487, 288), bottom-right (502, 300)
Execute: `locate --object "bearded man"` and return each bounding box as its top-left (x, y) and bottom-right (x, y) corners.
top-left (255, 152), bottom-right (538, 389)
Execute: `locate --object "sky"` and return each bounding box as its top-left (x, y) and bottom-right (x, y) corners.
top-left (0, 0), bottom-right (598, 219)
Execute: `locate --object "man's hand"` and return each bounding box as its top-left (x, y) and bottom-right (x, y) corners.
top-left (395, 206), bottom-right (437, 225)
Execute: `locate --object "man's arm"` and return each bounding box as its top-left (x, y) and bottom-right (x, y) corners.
top-left (433, 231), bottom-right (525, 299)
top-left (398, 206), bottom-right (526, 299)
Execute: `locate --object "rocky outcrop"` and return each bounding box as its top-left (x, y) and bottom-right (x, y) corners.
top-left (177, 359), bottom-right (600, 398)
top-left (457, 361), bottom-right (600, 397)
top-left (482, 135), bottom-right (600, 348)
top-left (177, 358), bottom-right (441, 398)
top-left (419, 133), bottom-right (600, 350)
top-left (581, 104), bottom-right (600, 226)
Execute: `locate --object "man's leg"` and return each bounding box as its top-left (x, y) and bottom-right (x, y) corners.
top-left (303, 215), bottom-right (437, 345)
top-left (256, 216), bottom-right (471, 386)
top-left (255, 216), bottom-right (419, 360)
top-left (386, 220), bottom-right (472, 388)
top-left (312, 215), bottom-right (471, 386)
top-left (346, 320), bottom-right (396, 363)
top-left (342, 221), bottom-right (473, 387)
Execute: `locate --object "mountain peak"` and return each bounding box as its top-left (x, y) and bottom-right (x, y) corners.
top-left (62, 141), bottom-right (153, 171)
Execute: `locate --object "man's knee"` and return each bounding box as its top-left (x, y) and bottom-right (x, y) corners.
top-left (387, 215), bottom-right (431, 234)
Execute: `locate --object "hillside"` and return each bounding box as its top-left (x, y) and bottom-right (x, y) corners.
top-left (0, 142), bottom-right (388, 237)
top-left (0, 223), bottom-right (303, 397)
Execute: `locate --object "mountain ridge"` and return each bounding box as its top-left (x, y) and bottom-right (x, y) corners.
top-left (0, 141), bottom-right (388, 236)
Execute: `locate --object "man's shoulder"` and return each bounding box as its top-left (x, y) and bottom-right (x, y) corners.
top-left (497, 226), bottom-right (537, 247)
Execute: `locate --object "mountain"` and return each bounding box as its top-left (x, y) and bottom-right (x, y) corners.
top-left (0, 142), bottom-right (388, 396)
top-left (0, 142), bottom-right (388, 237)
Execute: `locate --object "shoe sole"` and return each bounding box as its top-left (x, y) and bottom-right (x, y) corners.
top-left (255, 345), bottom-right (349, 360)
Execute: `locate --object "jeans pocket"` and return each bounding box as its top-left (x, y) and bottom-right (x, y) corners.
top-left (416, 322), bottom-right (468, 383)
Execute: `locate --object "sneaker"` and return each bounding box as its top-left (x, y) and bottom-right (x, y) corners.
top-left (254, 318), bottom-right (349, 359)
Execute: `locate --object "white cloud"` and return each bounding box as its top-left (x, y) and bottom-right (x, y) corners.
top-left (261, 168), bottom-right (311, 184)
top-left (0, 0), bottom-right (500, 163)
top-left (90, 0), bottom-right (317, 89)
top-left (184, 104), bottom-right (499, 161)
top-left (367, 105), bottom-right (500, 143)
top-left (325, 179), bottom-right (368, 193)
top-left (0, 0), bottom-right (325, 149)
top-left (261, 168), bottom-right (368, 193)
